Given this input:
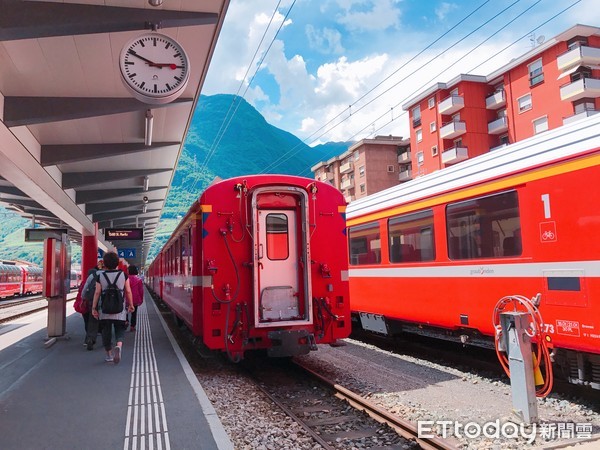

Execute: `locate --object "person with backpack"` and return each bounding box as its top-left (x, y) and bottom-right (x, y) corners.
top-left (127, 265), bottom-right (144, 332)
top-left (79, 261), bottom-right (106, 350)
top-left (91, 252), bottom-right (134, 364)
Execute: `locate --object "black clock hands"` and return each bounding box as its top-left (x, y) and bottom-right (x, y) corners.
top-left (128, 50), bottom-right (182, 70)
top-left (128, 49), bottom-right (156, 66)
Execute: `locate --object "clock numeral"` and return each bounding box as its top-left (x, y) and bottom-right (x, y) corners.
top-left (174, 76), bottom-right (182, 82)
top-left (140, 82), bottom-right (145, 89)
top-left (164, 42), bottom-right (171, 50)
top-left (173, 52), bottom-right (181, 58)
top-left (128, 73), bottom-right (137, 79)
top-left (154, 84), bottom-right (158, 93)
top-left (138, 40), bottom-right (145, 47)
top-left (153, 38), bottom-right (157, 46)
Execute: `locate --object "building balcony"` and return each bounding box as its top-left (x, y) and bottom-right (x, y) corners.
top-left (398, 168), bottom-right (412, 182)
top-left (438, 94), bottom-right (464, 115)
top-left (339, 161), bottom-right (353, 174)
top-left (485, 90), bottom-right (506, 109)
top-left (557, 45), bottom-right (600, 71)
top-left (318, 171), bottom-right (334, 182)
top-left (560, 77), bottom-right (600, 102)
top-left (563, 109), bottom-right (599, 126)
top-left (442, 146), bottom-right (468, 165)
top-left (398, 151), bottom-right (411, 164)
top-left (340, 178), bottom-right (353, 190)
top-left (489, 143), bottom-right (508, 152)
top-left (487, 116), bottom-right (508, 135)
top-left (439, 120), bottom-right (466, 139)
top-left (343, 194), bottom-right (355, 203)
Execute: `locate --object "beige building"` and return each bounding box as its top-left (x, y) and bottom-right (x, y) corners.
top-left (311, 135), bottom-right (411, 203)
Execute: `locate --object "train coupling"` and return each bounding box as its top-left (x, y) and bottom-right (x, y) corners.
top-left (267, 330), bottom-right (317, 357)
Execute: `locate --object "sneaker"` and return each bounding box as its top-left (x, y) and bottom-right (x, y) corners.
top-left (104, 355), bottom-right (114, 363)
top-left (113, 346), bottom-right (121, 365)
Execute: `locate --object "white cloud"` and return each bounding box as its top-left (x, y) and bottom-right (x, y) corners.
top-left (306, 25), bottom-right (345, 54)
top-left (335, 0), bottom-right (402, 32)
top-left (435, 2), bottom-right (458, 21)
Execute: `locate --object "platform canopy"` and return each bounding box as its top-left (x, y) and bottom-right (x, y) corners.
top-left (0, 0), bottom-right (230, 267)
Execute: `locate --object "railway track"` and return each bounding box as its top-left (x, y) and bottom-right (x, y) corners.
top-left (243, 357), bottom-right (457, 450)
top-left (0, 295), bottom-right (76, 324)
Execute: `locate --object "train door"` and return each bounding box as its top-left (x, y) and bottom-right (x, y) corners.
top-left (252, 187), bottom-right (312, 328)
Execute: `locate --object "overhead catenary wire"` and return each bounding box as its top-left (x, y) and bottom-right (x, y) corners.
top-left (295, 0), bottom-right (581, 178)
top-left (261, 0), bottom-right (494, 170)
top-left (194, 0), bottom-right (297, 192)
top-left (259, 0), bottom-right (526, 175)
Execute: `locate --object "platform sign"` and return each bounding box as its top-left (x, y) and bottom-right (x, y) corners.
top-left (97, 248), bottom-right (105, 259)
top-left (105, 228), bottom-right (143, 241)
top-left (25, 228), bottom-right (68, 241)
top-left (118, 248), bottom-right (136, 258)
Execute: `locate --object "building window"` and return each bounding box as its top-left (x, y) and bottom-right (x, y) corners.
top-left (359, 165), bottom-right (365, 177)
top-left (416, 129), bottom-right (422, 142)
top-left (500, 134), bottom-right (509, 145)
top-left (528, 58), bottom-right (544, 86)
top-left (454, 138), bottom-right (463, 148)
top-left (416, 151), bottom-right (424, 166)
top-left (412, 105), bottom-right (421, 127)
top-left (359, 183), bottom-right (366, 193)
top-left (533, 116), bottom-right (548, 134)
top-left (518, 94), bottom-right (532, 113)
top-left (567, 36), bottom-right (588, 50)
top-left (430, 121), bottom-right (437, 133)
top-left (387, 165), bottom-right (395, 173)
top-left (431, 145), bottom-right (438, 156)
top-left (428, 97), bottom-right (435, 109)
top-left (354, 151), bottom-right (360, 161)
top-left (574, 98), bottom-right (596, 114)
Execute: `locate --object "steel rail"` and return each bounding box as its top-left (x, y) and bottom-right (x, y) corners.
top-left (295, 360), bottom-right (459, 450)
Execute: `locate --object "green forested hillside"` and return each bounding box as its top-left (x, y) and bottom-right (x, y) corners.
top-left (0, 94), bottom-right (351, 265)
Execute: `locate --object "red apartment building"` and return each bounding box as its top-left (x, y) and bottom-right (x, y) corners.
top-left (402, 24), bottom-right (600, 177)
top-left (311, 136), bottom-right (410, 202)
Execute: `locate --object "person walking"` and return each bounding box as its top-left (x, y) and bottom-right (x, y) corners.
top-left (127, 265), bottom-right (144, 332)
top-left (91, 252), bottom-right (134, 364)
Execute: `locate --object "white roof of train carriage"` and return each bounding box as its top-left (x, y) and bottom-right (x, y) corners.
top-left (346, 114), bottom-right (600, 220)
top-left (0, 0), bottom-right (230, 268)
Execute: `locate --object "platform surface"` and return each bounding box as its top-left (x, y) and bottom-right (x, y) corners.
top-left (0, 290), bottom-right (233, 450)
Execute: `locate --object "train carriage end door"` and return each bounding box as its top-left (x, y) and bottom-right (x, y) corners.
top-left (253, 188), bottom-right (312, 328)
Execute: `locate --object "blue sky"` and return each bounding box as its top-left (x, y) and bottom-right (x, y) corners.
top-left (201, 0), bottom-right (599, 145)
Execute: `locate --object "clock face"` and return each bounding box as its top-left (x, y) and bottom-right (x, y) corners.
top-left (119, 33), bottom-right (190, 104)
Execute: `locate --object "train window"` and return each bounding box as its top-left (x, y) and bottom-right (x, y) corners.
top-left (348, 222), bottom-right (381, 265)
top-left (388, 210), bottom-right (435, 263)
top-left (446, 190), bottom-right (521, 260)
top-left (266, 213), bottom-right (289, 260)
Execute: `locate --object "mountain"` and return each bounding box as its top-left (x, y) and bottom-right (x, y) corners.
top-left (151, 94), bottom-right (352, 259)
top-left (0, 94), bottom-right (352, 264)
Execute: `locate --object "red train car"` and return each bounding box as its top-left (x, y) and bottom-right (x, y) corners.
top-left (147, 175), bottom-right (350, 360)
top-left (0, 263), bottom-right (23, 298)
top-left (23, 265), bottom-right (43, 295)
top-left (346, 115), bottom-right (600, 389)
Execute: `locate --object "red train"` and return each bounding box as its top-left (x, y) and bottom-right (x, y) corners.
top-left (0, 264), bottom-right (44, 298)
top-left (147, 175), bottom-right (351, 360)
top-left (346, 116), bottom-right (600, 390)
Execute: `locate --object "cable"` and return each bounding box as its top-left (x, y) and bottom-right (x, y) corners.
top-left (492, 294), bottom-right (554, 398)
top-left (259, 0), bottom-right (523, 174)
top-left (197, 1), bottom-right (297, 182)
top-left (296, 0), bottom-right (580, 177)
top-left (261, 0), bottom-right (494, 172)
